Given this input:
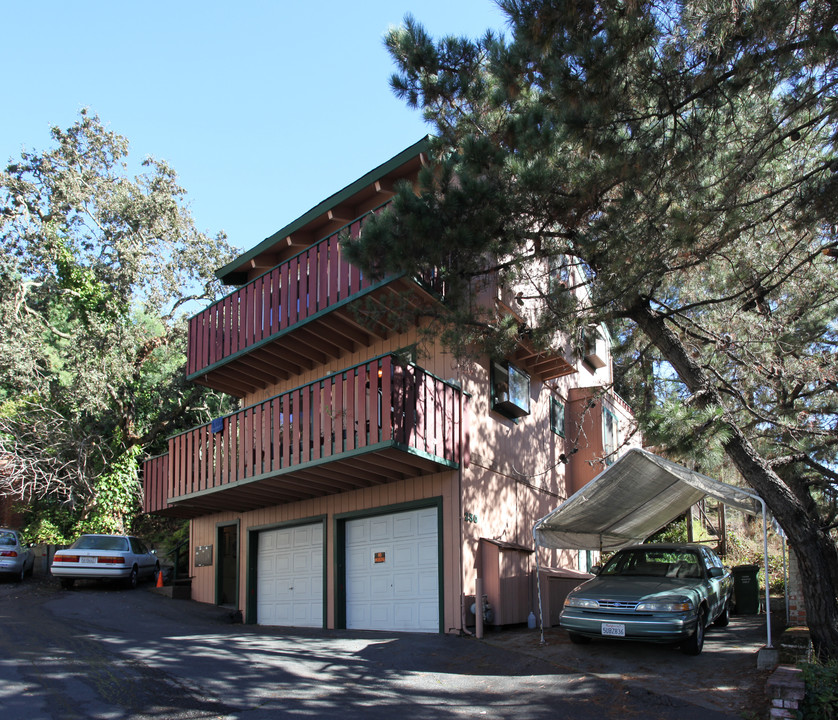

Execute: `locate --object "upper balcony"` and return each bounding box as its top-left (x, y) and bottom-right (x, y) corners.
top-left (187, 206), bottom-right (443, 397)
top-left (143, 354), bottom-right (465, 518)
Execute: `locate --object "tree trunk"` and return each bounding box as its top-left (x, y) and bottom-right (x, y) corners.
top-left (628, 298), bottom-right (838, 660)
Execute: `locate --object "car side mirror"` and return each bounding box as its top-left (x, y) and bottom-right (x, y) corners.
top-left (590, 565), bottom-right (601, 575)
top-left (707, 567), bottom-right (725, 579)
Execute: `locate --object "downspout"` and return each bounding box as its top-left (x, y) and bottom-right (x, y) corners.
top-left (532, 521), bottom-right (546, 645)
top-left (456, 377), bottom-right (473, 636)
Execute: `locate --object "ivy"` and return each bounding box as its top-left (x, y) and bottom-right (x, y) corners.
top-left (77, 445), bottom-right (143, 535)
top-left (798, 661), bottom-right (838, 720)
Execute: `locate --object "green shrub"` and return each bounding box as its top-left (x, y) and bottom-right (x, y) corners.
top-left (798, 661), bottom-right (838, 719)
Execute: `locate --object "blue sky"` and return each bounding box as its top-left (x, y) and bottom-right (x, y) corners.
top-left (2, 1), bottom-right (506, 259)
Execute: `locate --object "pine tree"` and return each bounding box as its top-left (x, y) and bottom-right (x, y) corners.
top-left (347, 0), bottom-right (838, 658)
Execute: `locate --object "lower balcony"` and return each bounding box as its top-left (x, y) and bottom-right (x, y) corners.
top-left (143, 355), bottom-right (466, 518)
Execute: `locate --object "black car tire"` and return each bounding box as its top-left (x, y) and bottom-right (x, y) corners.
top-left (714, 601), bottom-right (730, 628)
top-left (568, 632), bottom-right (592, 645)
top-left (126, 565), bottom-right (138, 589)
top-left (60, 578), bottom-right (75, 589)
top-left (682, 607), bottom-right (706, 655)
top-left (16, 566), bottom-right (25, 582)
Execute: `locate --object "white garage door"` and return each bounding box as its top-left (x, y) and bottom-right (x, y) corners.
top-left (257, 523), bottom-right (323, 627)
top-left (345, 507), bottom-right (439, 632)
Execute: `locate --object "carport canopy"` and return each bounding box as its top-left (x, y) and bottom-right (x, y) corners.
top-left (533, 448), bottom-right (763, 552)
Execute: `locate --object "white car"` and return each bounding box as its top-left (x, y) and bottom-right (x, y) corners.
top-left (51, 534), bottom-right (159, 589)
top-left (0, 528), bottom-right (35, 581)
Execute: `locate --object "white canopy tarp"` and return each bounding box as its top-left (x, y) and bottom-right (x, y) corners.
top-left (531, 448), bottom-right (774, 650)
top-left (534, 448), bottom-right (762, 552)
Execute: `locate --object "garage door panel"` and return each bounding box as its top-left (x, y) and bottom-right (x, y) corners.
top-left (345, 508), bottom-right (439, 632)
top-left (392, 514), bottom-right (416, 537)
top-left (417, 509), bottom-right (437, 534)
top-left (418, 570), bottom-right (439, 593)
top-left (368, 517), bottom-right (391, 541)
top-left (257, 523), bottom-right (323, 628)
top-left (392, 544), bottom-right (415, 565)
top-left (346, 521), bottom-right (368, 543)
top-left (392, 572), bottom-right (416, 597)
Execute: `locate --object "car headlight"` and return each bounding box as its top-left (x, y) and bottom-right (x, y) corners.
top-left (635, 598), bottom-right (694, 612)
top-left (564, 596), bottom-right (600, 609)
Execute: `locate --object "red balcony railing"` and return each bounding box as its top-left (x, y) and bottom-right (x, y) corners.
top-left (186, 207), bottom-right (444, 386)
top-left (144, 355), bottom-right (463, 515)
top-left (142, 453), bottom-right (169, 515)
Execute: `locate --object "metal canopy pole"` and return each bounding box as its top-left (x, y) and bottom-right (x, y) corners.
top-left (760, 496), bottom-right (773, 649)
top-left (735, 488), bottom-right (772, 650)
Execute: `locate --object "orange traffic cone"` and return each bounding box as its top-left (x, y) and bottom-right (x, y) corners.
top-left (156, 570), bottom-right (164, 588)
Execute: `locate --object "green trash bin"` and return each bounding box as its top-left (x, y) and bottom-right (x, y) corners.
top-left (732, 564), bottom-right (760, 614)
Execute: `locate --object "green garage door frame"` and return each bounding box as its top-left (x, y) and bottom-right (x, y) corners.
top-left (334, 497), bottom-right (444, 632)
top-left (245, 514), bottom-right (328, 626)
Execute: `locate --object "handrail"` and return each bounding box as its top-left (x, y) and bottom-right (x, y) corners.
top-left (187, 203), bottom-right (434, 379)
top-left (166, 354), bottom-right (461, 500)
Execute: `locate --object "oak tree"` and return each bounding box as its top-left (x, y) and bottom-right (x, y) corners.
top-left (0, 111), bottom-right (236, 537)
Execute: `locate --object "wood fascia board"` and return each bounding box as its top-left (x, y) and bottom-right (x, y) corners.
top-left (215, 136), bottom-right (431, 285)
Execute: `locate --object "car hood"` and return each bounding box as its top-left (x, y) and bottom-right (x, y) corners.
top-left (571, 575), bottom-right (705, 602)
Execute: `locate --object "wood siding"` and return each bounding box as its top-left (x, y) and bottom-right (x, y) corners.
top-left (188, 471), bottom-right (461, 632)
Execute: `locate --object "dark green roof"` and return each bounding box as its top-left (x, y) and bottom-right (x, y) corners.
top-left (216, 136), bottom-right (431, 285)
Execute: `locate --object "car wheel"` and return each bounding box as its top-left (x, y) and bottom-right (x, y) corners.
top-left (568, 632), bottom-right (592, 645)
top-left (714, 601), bottom-right (730, 628)
top-left (126, 565), bottom-right (139, 589)
top-left (16, 566), bottom-right (25, 582)
top-left (682, 607), bottom-right (706, 655)
top-left (60, 578), bottom-right (75, 590)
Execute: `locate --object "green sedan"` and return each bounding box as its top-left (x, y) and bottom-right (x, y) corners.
top-left (559, 543), bottom-right (733, 655)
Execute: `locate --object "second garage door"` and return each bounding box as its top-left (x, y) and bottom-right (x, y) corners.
top-left (345, 507), bottom-right (439, 632)
top-left (257, 523), bottom-right (323, 627)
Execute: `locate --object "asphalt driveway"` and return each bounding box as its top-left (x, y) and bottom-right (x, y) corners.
top-left (0, 574), bottom-right (769, 719)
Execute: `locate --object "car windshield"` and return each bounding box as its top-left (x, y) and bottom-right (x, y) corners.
top-left (601, 548), bottom-right (703, 578)
top-left (72, 536), bottom-right (129, 552)
top-left (0, 531), bottom-right (17, 546)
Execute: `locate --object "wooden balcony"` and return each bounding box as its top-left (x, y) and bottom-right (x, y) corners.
top-left (143, 355), bottom-right (465, 518)
top-left (186, 206), bottom-right (443, 397)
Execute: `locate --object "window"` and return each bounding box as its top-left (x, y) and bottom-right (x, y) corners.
top-left (491, 360), bottom-right (530, 419)
top-left (602, 406), bottom-right (618, 465)
top-left (550, 396), bottom-right (565, 437)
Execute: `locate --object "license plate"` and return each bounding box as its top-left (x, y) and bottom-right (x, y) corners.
top-left (601, 623), bottom-right (625, 637)
top-left (80, 556), bottom-right (96, 564)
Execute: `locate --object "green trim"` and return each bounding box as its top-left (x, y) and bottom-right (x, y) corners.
top-left (217, 137), bottom-right (431, 285)
top-left (333, 497), bottom-right (445, 633)
top-left (245, 515), bottom-right (328, 627)
top-left (168, 440), bottom-right (458, 506)
top-left (214, 520), bottom-right (240, 608)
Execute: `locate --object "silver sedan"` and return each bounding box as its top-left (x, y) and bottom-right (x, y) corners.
top-left (559, 543), bottom-right (733, 655)
top-left (0, 528), bottom-right (35, 581)
top-left (51, 534), bottom-right (159, 589)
